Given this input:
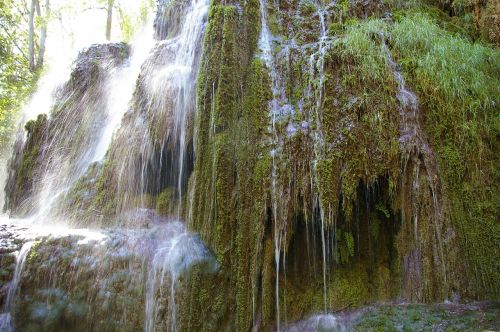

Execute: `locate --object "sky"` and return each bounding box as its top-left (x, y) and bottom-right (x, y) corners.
top-left (20, 0), bottom-right (155, 122)
top-left (45, 0), bottom-right (154, 64)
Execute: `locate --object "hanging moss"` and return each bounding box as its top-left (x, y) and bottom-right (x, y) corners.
top-left (184, 2), bottom-right (272, 330)
top-left (9, 0), bottom-right (485, 330)
top-left (390, 12), bottom-right (500, 298)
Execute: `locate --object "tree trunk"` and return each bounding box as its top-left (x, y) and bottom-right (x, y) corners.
top-left (28, 0), bottom-right (37, 71)
top-left (36, 0), bottom-right (50, 69)
top-left (106, 0), bottom-right (114, 41)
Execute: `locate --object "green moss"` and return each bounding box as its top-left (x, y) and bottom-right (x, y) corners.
top-left (234, 58), bottom-right (272, 331)
top-left (391, 11), bottom-right (500, 298)
top-left (185, 0), bottom-right (499, 329)
top-left (353, 303), bottom-right (500, 331)
top-left (6, 113), bottom-right (48, 216)
top-left (185, 2), bottom-right (271, 330)
top-left (156, 187), bottom-right (175, 216)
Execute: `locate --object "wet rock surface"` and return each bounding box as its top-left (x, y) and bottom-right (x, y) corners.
top-left (0, 224), bottom-right (26, 309)
top-left (0, 211), bottom-right (216, 332)
top-left (68, 43), bottom-right (130, 91)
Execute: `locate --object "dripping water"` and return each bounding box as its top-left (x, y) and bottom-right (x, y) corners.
top-left (307, 1), bottom-right (331, 313)
top-left (258, 0), bottom-right (283, 329)
top-left (382, 39), bottom-right (448, 293)
top-left (34, 29), bottom-right (156, 221)
top-left (140, 0), bottom-right (209, 329)
top-left (144, 223), bottom-right (215, 332)
top-left (109, 0), bottom-right (208, 218)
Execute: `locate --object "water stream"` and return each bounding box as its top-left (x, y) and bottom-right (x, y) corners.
top-left (0, 241), bottom-right (34, 332)
top-left (144, 224), bottom-right (216, 332)
top-left (257, 0), bottom-right (283, 329)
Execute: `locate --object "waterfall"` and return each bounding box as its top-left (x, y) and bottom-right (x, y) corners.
top-left (0, 0), bottom-right (212, 329)
top-left (34, 33), bottom-right (155, 220)
top-left (304, 1), bottom-right (331, 314)
top-left (166, 0), bottom-right (209, 213)
top-left (105, 0), bottom-right (208, 218)
top-left (2, 40), bottom-right (152, 220)
top-left (315, 5), bottom-right (329, 313)
top-left (0, 2), bottom-right (154, 220)
top-left (4, 0), bottom-right (208, 221)
top-left (91, 26), bottom-right (156, 163)
top-left (0, 241), bottom-right (34, 332)
top-left (258, 0), bottom-right (335, 325)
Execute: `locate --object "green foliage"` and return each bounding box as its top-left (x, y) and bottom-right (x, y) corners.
top-left (392, 12), bottom-right (499, 111)
top-left (116, 0), bottom-right (154, 42)
top-left (0, 0), bottom-right (38, 147)
top-left (331, 19), bottom-right (389, 82)
top-left (390, 11), bottom-right (500, 298)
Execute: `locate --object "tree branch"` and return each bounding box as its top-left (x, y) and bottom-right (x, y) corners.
top-left (0, 22), bottom-right (29, 61)
top-left (82, 6), bottom-right (108, 12)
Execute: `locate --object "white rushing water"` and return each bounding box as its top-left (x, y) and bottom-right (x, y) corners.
top-left (152, 0), bottom-right (209, 211)
top-left (0, 241), bottom-right (34, 332)
top-left (0, 2), bottom-right (157, 221)
top-left (142, 0), bottom-right (210, 329)
top-left (258, 0), bottom-right (283, 329)
top-left (92, 24), bottom-right (156, 163)
top-left (107, 0), bottom-right (209, 218)
top-left (33, 21), bottom-right (158, 221)
top-left (0, 216), bottom-right (216, 332)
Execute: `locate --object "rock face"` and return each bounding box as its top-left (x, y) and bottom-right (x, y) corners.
top-left (184, 0), bottom-right (500, 330)
top-left (1, 0), bottom-right (499, 331)
top-left (154, 0), bottom-right (191, 40)
top-left (4, 114), bottom-right (48, 216)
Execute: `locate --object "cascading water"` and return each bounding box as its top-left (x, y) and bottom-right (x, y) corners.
top-left (1, 0), bottom-right (486, 330)
top-left (0, 241), bottom-right (34, 332)
top-left (0, 0), bottom-right (213, 330)
top-left (143, 2), bottom-right (210, 330)
top-left (0, 1), bottom-right (154, 219)
top-left (258, 0), bottom-right (284, 328)
top-left (30, 43), bottom-right (132, 219)
top-left (144, 224), bottom-right (216, 332)
top-left (91, 27), bottom-right (156, 164)
top-left (307, 2), bottom-right (331, 313)
top-left (258, 0), bottom-right (335, 326)
top-left (103, 0), bottom-right (208, 219)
